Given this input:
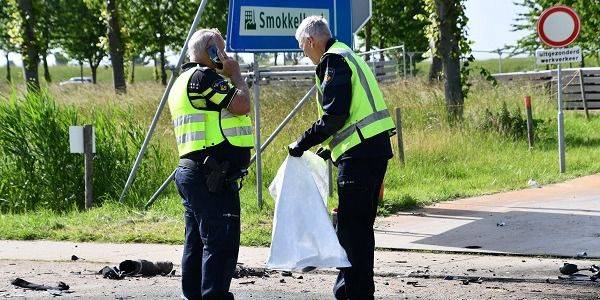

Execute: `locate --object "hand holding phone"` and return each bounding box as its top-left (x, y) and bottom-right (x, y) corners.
top-left (208, 44), bottom-right (223, 69)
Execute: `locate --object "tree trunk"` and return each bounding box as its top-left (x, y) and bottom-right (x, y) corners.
top-left (153, 54), bottom-right (159, 81)
top-left (17, 0), bottom-right (40, 92)
top-left (42, 53), bottom-right (51, 83)
top-left (129, 56), bottom-right (135, 84)
top-left (79, 60), bottom-right (84, 80)
top-left (378, 39), bottom-right (385, 61)
top-left (435, 0), bottom-right (464, 121)
top-left (106, 0), bottom-right (126, 93)
top-left (160, 46), bottom-right (167, 86)
top-left (365, 20), bottom-right (372, 61)
top-left (428, 55), bottom-right (443, 82)
top-left (5, 52), bottom-right (11, 83)
top-left (90, 65), bottom-right (98, 84)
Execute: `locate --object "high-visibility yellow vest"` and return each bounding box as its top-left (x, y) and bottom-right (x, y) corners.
top-left (168, 66), bottom-right (254, 157)
top-left (315, 41), bottom-right (395, 162)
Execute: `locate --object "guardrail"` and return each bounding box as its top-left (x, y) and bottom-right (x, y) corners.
top-left (239, 60), bottom-right (399, 84)
top-left (493, 67), bottom-right (600, 114)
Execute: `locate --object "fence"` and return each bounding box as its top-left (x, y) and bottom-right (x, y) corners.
top-left (492, 67), bottom-right (600, 115)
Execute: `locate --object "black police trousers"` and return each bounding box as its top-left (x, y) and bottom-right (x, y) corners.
top-left (333, 158), bottom-right (388, 300)
top-left (174, 164), bottom-right (240, 300)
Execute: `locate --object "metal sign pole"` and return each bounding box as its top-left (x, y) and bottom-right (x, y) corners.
top-left (146, 85), bottom-right (316, 209)
top-left (250, 85), bottom-right (316, 164)
top-left (557, 64), bottom-right (566, 173)
top-left (253, 55), bottom-right (263, 209)
top-left (118, 0), bottom-right (209, 202)
top-left (402, 45), bottom-right (407, 77)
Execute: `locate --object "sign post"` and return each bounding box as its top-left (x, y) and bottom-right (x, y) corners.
top-left (69, 125), bottom-right (96, 209)
top-left (535, 5), bottom-right (581, 173)
top-left (226, 0), bottom-right (369, 208)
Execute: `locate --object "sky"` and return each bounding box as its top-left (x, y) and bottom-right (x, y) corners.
top-left (465, 0), bottom-right (531, 59)
top-left (1, 0), bottom-right (532, 66)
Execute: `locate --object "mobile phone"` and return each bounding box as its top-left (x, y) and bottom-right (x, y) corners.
top-left (208, 44), bottom-right (223, 69)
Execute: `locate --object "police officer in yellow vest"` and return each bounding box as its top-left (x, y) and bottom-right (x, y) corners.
top-left (289, 17), bottom-right (396, 300)
top-left (168, 28), bottom-right (253, 300)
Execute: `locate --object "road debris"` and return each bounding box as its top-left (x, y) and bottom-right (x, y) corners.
top-left (233, 264), bottom-right (272, 278)
top-left (527, 179), bottom-right (540, 188)
top-left (99, 259), bottom-right (173, 280)
top-left (11, 278), bottom-right (70, 292)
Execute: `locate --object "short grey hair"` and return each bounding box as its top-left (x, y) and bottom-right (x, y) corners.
top-left (295, 16), bottom-right (332, 43)
top-left (187, 28), bottom-right (221, 62)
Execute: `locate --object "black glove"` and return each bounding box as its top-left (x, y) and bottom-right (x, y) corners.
top-left (288, 144), bottom-right (304, 157)
top-left (315, 147), bottom-right (331, 161)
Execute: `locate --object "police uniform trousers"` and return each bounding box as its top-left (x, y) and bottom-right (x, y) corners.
top-left (333, 158), bottom-right (388, 300)
top-left (175, 163), bottom-right (240, 300)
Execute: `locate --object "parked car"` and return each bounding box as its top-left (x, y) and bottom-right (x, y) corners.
top-left (59, 77), bottom-right (93, 85)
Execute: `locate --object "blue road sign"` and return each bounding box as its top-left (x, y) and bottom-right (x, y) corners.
top-left (226, 0), bottom-right (352, 53)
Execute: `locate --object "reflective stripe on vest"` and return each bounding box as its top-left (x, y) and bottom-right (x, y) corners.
top-left (167, 66), bottom-right (254, 157)
top-left (315, 41), bottom-right (395, 162)
top-left (329, 109), bottom-right (391, 149)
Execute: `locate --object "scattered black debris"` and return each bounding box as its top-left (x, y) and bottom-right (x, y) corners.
top-left (462, 277), bottom-right (483, 285)
top-left (531, 290), bottom-right (542, 293)
top-left (99, 259), bottom-right (174, 280)
top-left (119, 260), bottom-right (173, 276)
top-left (406, 281), bottom-right (419, 286)
top-left (443, 276), bottom-right (455, 280)
top-left (465, 246), bottom-right (482, 249)
top-left (100, 266), bottom-right (124, 280)
top-left (279, 279), bottom-right (286, 283)
top-left (558, 263), bottom-right (600, 281)
top-left (559, 263), bottom-right (579, 275)
top-left (396, 260), bottom-right (407, 264)
top-left (467, 269), bottom-right (477, 272)
top-left (384, 282), bottom-right (389, 285)
top-left (281, 271), bottom-right (293, 277)
top-left (496, 221), bottom-right (506, 227)
top-left (239, 281), bottom-right (255, 285)
top-left (234, 265), bottom-right (271, 279)
top-left (297, 276), bottom-right (303, 280)
top-left (71, 255), bottom-right (79, 261)
top-left (301, 266), bottom-right (316, 273)
top-left (11, 278), bottom-right (69, 291)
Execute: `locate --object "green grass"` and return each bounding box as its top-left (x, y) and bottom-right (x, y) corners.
top-left (0, 64), bottom-right (158, 86)
top-left (2, 68), bottom-right (600, 246)
top-left (415, 55), bottom-right (600, 76)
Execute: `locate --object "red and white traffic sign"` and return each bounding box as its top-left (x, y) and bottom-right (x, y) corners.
top-left (536, 5), bottom-right (580, 48)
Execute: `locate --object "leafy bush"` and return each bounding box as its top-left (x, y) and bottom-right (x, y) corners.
top-left (0, 91), bottom-right (171, 213)
top-left (478, 101), bottom-right (530, 140)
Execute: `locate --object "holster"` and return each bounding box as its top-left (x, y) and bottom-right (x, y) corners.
top-left (179, 157), bottom-right (248, 193)
top-left (203, 156), bottom-right (230, 193)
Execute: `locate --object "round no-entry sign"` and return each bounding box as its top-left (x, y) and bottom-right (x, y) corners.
top-left (537, 5), bottom-right (580, 48)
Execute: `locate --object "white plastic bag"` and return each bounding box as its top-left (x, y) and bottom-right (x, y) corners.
top-left (267, 151), bottom-right (351, 271)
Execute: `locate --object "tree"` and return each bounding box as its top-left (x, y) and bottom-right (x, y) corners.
top-left (0, 0), bottom-right (17, 83)
top-left (105, 0), bottom-right (126, 93)
top-left (36, 0), bottom-right (61, 83)
top-left (359, 0), bottom-right (429, 66)
top-left (423, 0), bottom-right (471, 121)
top-left (57, 0), bottom-right (106, 84)
top-left (9, 0), bottom-right (40, 91)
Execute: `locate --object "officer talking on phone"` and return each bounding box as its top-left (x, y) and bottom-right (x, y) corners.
top-left (167, 28), bottom-right (254, 300)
